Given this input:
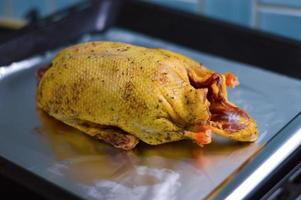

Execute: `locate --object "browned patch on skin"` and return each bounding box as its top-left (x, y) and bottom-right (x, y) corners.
top-left (116, 46), bottom-right (130, 52)
top-left (72, 118), bottom-right (138, 150)
top-left (49, 85), bottom-right (67, 114)
top-left (43, 73), bottom-right (90, 117)
top-left (103, 132), bottom-right (130, 146)
top-left (122, 81), bottom-right (135, 101)
top-left (94, 129), bottom-right (139, 150)
top-left (165, 134), bottom-right (171, 141)
top-left (158, 72), bottom-right (168, 85)
top-left (151, 68), bottom-right (169, 86)
top-left (69, 77), bottom-right (88, 105)
top-left (122, 81), bottom-right (147, 113)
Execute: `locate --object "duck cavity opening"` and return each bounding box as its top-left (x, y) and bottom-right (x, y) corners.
top-left (188, 72), bottom-right (249, 133)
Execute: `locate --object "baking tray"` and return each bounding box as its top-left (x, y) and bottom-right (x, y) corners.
top-left (1, 28), bottom-right (301, 200)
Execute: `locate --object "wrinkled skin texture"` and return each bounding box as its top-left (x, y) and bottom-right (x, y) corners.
top-left (37, 41), bottom-right (258, 150)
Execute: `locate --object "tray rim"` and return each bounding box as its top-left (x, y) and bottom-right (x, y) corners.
top-left (209, 112), bottom-right (301, 199)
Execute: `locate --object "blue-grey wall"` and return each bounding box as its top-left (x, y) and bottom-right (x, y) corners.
top-left (149, 0), bottom-right (301, 41)
top-left (1, 0), bottom-right (301, 41)
top-left (0, 0), bottom-right (82, 18)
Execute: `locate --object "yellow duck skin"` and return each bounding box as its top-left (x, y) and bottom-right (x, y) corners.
top-left (37, 41), bottom-right (258, 150)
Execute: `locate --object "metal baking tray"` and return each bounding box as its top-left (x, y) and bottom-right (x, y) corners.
top-left (1, 28), bottom-right (301, 200)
